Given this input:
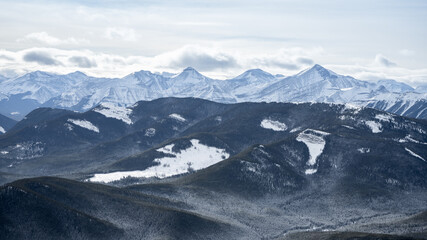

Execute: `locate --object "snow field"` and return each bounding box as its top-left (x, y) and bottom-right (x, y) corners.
top-left (93, 103), bottom-right (133, 124)
top-left (89, 139), bottom-right (229, 183)
top-left (260, 119), bottom-right (287, 131)
top-left (67, 119), bottom-right (99, 133)
top-left (296, 129), bottom-right (329, 174)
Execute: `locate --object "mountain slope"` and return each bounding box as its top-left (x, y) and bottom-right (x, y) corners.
top-left (0, 114), bottom-right (17, 135)
top-left (1, 98), bottom-right (426, 184)
top-left (1, 98), bottom-right (427, 239)
top-left (0, 177), bottom-right (246, 240)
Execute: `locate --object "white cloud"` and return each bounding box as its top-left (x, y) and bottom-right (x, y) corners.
top-left (374, 54), bottom-right (397, 67)
top-left (247, 47), bottom-right (323, 71)
top-left (17, 32), bottom-right (89, 45)
top-left (104, 28), bottom-right (138, 42)
top-left (153, 45), bottom-right (239, 72)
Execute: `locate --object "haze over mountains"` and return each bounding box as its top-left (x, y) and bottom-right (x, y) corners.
top-left (1, 64), bottom-right (426, 121)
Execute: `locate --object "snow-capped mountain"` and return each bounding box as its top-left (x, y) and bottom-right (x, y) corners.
top-left (0, 64), bottom-right (425, 120)
top-left (256, 64), bottom-right (374, 103)
top-left (225, 69), bottom-right (280, 99)
top-left (375, 79), bottom-right (414, 93)
top-left (165, 67), bottom-right (236, 102)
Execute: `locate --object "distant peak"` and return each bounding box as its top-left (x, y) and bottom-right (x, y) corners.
top-left (183, 67), bottom-right (197, 72)
top-left (235, 68), bottom-right (274, 80)
top-left (297, 64), bottom-right (337, 78)
top-left (67, 71), bottom-right (87, 77)
top-left (178, 67), bottom-right (203, 77)
top-left (311, 64), bottom-right (326, 71)
top-left (133, 69), bottom-right (153, 75)
top-left (246, 68), bottom-right (270, 75)
top-left (28, 70), bottom-right (52, 77)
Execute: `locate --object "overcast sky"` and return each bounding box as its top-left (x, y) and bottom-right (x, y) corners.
top-left (0, 0), bottom-right (426, 86)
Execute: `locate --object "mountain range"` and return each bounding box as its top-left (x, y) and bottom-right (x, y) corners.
top-left (1, 64), bottom-right (426, 122)
top-left (0, 97), bottom-right (426, 239)
top-left (1, 64), bottom-right (427, 239)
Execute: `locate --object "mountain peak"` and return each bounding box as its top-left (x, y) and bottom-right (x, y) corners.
top-left (28, 70), bottom-right (52, 78)
top-left (67, 71), bottom-right (87, 77)
top-left (174, 67), bottom-right (206, 79)
top-left (234, 69), bottom-right (275, 81)
top-left (133, 69), bottom-right (153, 76)
top-left (183, 66), bottom-right (197, 72)
top-left (309, 64), bottom-right (331, 73)
top-left (297, 64), bottom-right (337, 78)
top-left (245, 68), bottom-right (272, 76)
top-left (312, 63), bottom-right (324, 69)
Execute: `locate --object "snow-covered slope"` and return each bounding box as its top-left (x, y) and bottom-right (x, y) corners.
top-left (0, 65), bottom-right (425, 120)
top-left (89, 139), bottom-right (229, 182)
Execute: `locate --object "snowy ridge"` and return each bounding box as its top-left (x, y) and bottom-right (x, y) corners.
top-left (405, 148), bottom-right (426, 162)
top-left (296, 129), bottom-right (329, 175)
top-left (169, 113), bottom-right (186, 122)
top-left (89, 139), bottom-right (229, 182)
top-left (67, 119), bottom-right (99, 133)
top-left (260, 119), bottom-right (287, 131)
top-left (1, 64), bottom-right (426, 120)
top-left (93, 103), bottom-right (133, 124)
top-left (0, 126), bottom-right (5, 134)
top-left (399, 135), bottom-right (427, 145)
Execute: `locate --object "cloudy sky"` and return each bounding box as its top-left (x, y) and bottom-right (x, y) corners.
top-left (0, 0), bottom-right (426, 86)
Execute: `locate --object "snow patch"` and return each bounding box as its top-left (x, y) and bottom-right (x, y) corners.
top-left (5, 142), bottom-right (44, 159)
top-left (0, 126), bottom-right (5, 134)
top-left (290, 127), bottom-right (302, 133)
top-left (386, 178), bottom-right (399, 185)
top-left (305, 169), bottom-right (317, 175)
top-left (375, 114), bottom-right (393, 122)
top-left (339, 115), bottom-right (356, 121)
top-left (64, 123), bottom-right (74, 131)
top-left (342, 125), bottom-right (355, 130)
top-left (358, 148), bottom-right (370, 153)
top-left (260, 119), bottom-right (287, 131)
top-left (10, 112), bottom-right (20, 115)
top-left (93, 103), bottom-right (133, 124)
top-left (364, 120), bottom-right (382, 133)
top-left (399, 135), bottom-right (427, 145)
top-left (144, 128), bottom-right (156, 137)
top-left (405, 148), bottom-right (426, 162)
top-left (89, 139), bottom-right (229, 182)
top-left (67, 119), bottom-right (99, 133)
top-left (343, 104), bottom-right (361, 113)
top-left (169, 113), bottom-right (186, 122)
top-left (296, 129), bottom-right (329, 174)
